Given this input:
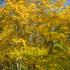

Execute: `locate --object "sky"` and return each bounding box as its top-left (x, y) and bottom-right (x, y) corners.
top-left (0, 0), bottom-right (5, 7)
top-left (64, 0), bottom-right (70, 6)
top-left (0, 0), bottom-right (70, 7)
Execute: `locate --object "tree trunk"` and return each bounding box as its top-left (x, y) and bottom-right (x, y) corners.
top-left (16, 60), bottom-right (21, 70)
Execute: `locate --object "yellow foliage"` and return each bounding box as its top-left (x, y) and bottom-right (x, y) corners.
top-left (0, 0), bottom-right (70, 70)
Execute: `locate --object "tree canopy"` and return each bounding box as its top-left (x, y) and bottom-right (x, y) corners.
top-left (0, 0), bottom-right (70, 70)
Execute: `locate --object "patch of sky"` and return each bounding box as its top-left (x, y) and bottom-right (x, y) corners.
top-left (0, 0), bottom-right (6, 7)
top-left (64, 0), bottom-right (70, 6)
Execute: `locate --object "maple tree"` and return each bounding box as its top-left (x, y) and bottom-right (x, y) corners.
top-left (0, 0), bottom-right (70, 70)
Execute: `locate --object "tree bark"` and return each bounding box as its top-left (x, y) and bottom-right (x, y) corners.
top-left (16, 60), bottom-right (21, 70)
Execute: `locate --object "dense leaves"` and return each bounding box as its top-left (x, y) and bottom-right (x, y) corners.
top-left (0, 0), bottom-right (70, 70)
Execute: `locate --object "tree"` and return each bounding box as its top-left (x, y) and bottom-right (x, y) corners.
top-left (0, 0), bottom-right (70, 70)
